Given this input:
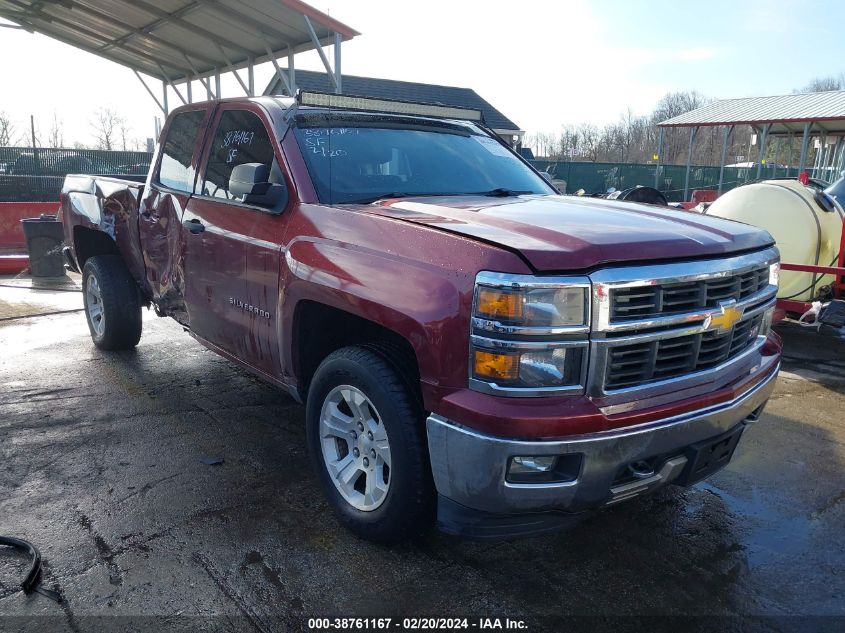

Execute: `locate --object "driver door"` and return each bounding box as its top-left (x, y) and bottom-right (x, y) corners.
top-left (181, 103), bottom-right (289, 377)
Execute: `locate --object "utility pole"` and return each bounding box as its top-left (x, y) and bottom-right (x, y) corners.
top-left (31, 114), bottom-right (41, 173)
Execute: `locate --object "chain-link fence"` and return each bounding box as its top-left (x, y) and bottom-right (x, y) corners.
top-left (0, 147), bottom-right (153, 202)
top-left (530, 160), bottom-right (800, 202)
top-left (0, 145), bottom-right (804, 204)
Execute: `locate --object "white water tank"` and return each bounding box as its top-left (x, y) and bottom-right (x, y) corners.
top-left (705, 180), bottom-right (843, 302)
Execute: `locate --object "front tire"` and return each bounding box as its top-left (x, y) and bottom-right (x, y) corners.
top-left (82, 255), bottom-right (142, 350)
top-left (306, 345), bottom-right (434, 543)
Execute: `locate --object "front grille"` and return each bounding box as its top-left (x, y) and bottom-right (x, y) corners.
top-left (604, 314), bottom-right (764, 390)
top-left (610, 265), bottom-right (770, 322)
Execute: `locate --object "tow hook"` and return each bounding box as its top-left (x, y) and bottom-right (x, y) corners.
top-left (628, 461), bottom-right (656, 480)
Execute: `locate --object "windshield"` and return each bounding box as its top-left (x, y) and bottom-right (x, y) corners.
top-left (293, 120), bottom-right (552, 204)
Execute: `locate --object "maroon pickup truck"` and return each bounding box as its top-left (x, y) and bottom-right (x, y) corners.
top-left (60, 92), bottom-right (782, 542)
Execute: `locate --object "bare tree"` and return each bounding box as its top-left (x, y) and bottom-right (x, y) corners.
top-left (91, 107), bottom-right (125, 150)
top-left (650, 91), bottom-right (709, 164)
top-left (796, 74), bottom-right (844, 93)
top-left (0, 112), bottom-right (15, 146)
top-left (48, 112), bottom-right (64, 148)
top-left (118, 119), bottom-right (134, 151)
top-left (578, 124), bottom-right (600, 161)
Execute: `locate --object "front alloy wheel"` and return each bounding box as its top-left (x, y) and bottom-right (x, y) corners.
top-left (305, 345), bottom-right (435, 542)
top-left (319, 385), bottom-right (391, 511)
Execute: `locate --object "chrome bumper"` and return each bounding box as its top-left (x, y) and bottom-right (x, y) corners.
top-left (427, 362), bottom-right (779, 524)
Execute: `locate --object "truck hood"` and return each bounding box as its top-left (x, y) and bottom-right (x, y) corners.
top-left (359, 194), bottom-right (774, 271)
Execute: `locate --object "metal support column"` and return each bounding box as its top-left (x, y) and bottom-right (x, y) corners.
top-left (215, 70), bottom-right (221, 101)
top-left (334, 32), bottom-right (342, 93)
top-left (755, 124), bottom-right (770, 180)
top-left (134, 70), bottom-right (166, 114)
top-left (187, 79), bottom-right (192, 104)
top-left (772, 138), bottom-right (781, 178)
top-left (248, 59), bottom-right (255, 97)
top-left (815, 134), bottom-right (828, 179)
top-left (683, 126), bottom-right (698, 202)
top-left (304, 15), bottom-right (339, 91)
top-left (835, 139), bottom-right (845, 179)
top-left (162, 79), bottom-right (169, 115)
top-left (787, 132), bottom-right (796, 177)
top-left (717, 125), bottom-right (734, 195)
top-left (654, 127), bottom-right (664, 189)
top-left (157, 65), bottom-right (187, 106)
top-left (288, 46), bottom-right (296, 93)
top-left (262, 39), bottom-right (292, 95)
top-left (798, 123), bottom-right (811, 173)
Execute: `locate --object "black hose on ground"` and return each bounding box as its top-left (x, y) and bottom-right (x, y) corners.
top-left (0, 535), bottom-right (61, 602)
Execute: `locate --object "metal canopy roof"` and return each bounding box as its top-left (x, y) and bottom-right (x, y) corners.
top-left (0, 0), bottom-right (359, 84)
top-left (659, 90), bottom-right (845, 135)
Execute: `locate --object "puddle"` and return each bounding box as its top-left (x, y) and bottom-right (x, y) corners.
top-left (695, 480), bottom-right (813, 568)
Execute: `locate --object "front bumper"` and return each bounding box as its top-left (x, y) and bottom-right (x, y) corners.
top-left (427, 361), bottom-right (779, 539)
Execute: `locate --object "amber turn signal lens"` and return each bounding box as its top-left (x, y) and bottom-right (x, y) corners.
top-left (473, 349), bottom-right (519, 381)
top-left (476, 288), bottom-right (523, 321)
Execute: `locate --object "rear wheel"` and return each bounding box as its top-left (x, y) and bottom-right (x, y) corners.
top-left (306, 345), bottom-right (434, 543)
top-left (82, 255), bottom-right (142, 350)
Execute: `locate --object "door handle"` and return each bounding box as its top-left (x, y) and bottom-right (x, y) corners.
top-left (183, 218), bottom-right (205, 234)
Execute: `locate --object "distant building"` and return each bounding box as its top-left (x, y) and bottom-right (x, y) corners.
top-left (263, 69), bottom-right (524, 148)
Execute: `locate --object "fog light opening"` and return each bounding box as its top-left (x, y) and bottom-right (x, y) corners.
top-left (506, 454), bottom-right (582, 484)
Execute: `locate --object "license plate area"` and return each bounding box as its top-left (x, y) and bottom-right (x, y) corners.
top-left (675, 424), bottom-right (745, 486)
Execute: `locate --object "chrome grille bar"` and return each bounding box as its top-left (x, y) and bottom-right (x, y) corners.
top-left (588, 247), bottom-right (779, 397)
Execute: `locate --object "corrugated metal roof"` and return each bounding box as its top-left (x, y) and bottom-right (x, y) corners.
top-left (265, 69), bottom-right (523, 133)
top-left (0, 0), bottom-right (359, 83)
top-left (659, 91), bottom-right (845, 132)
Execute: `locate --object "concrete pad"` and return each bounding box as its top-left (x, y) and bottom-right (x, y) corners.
top-left (0, 308), bottom-right (843, 631)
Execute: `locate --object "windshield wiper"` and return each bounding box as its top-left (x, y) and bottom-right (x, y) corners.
top-left (347, 192), bottom-right (457, 205)
top-left (477, 188), bottom-right (534, 197)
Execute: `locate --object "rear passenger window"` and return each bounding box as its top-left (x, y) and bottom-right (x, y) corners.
top-left (201, 110), bottom-right (278, 202)
top-left (158, 110), bottom-right (204, 192)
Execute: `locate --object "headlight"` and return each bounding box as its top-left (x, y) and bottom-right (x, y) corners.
top-left (470, 272), bottom-right (591, 396)
top-left (475, 286), bottom-right (587, 327)
top-left (471, 344), bottom-right (585, 389)
top-left (769, 262), bottom-right (780, 287)
top-left (473, 273), bottom-right (590, 331)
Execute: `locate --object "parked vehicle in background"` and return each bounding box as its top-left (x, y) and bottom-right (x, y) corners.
top-left (115, 162), bottom-right (151, 175)
top-left (60, 92), bottom-right (782, 542)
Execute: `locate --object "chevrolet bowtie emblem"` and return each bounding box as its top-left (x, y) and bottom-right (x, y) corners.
top-left (704, 300), bottom-right (744, 333)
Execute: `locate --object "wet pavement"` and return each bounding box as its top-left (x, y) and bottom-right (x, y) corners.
top-left (0, 279), bottom-right (844, 632)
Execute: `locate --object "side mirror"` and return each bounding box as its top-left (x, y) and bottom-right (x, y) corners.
top-left (229, 162), bottom-right (288, 209)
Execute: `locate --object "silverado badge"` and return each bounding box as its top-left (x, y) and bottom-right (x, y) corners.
top-left (229, 297), bottom-right (272, 319)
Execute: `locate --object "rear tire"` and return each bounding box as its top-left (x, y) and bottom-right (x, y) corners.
top-left (82, 255), bottom-right (142, 350)
top-left (306, 345), bottom-right (435, 543)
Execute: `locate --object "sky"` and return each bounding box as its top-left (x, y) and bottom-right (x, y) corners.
top-left (1, 0), bottom-right (844, 149)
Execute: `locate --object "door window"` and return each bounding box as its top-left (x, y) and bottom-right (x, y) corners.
top-left (157, 110), bottom-right (205, 192)
top-left (201, 110), bottom-right (279, 202)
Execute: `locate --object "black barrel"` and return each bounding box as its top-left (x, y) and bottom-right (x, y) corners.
top-left (21, 214), bottom-right (66, 277)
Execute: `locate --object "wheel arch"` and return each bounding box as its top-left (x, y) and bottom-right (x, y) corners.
top-left (73, 226), bottom-right (121, 268)
top-left (290, 300), bottom-right (424, 404)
